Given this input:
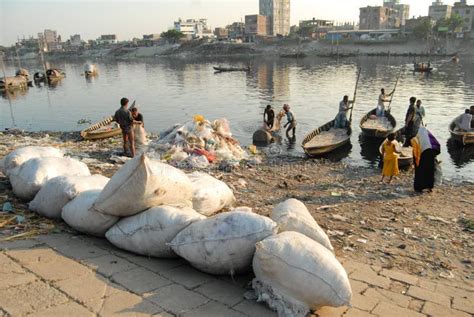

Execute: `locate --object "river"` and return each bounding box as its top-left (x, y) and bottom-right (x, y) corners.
top-left (1, 56), bottom-right (473, 181)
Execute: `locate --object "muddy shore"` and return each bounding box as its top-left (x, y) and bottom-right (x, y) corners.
top-left (0, 131), bottom-right (472, 288)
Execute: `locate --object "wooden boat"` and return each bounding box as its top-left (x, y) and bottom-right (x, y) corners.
top-left (413, 63), bottom-right (432, 73)
top-left (449, 116), bottom-right (474, 145)
top-left (33, 72), bottom-right (46, 83)
top-left (452, 56), bottom-right (460, 63)
top-left (46, 69), bottom-right (65, 81)
top-left (280, 52), bottom-right (306, 58)
top-left (213, 66), bottom-right (250, 72)
top-left (302, 120), bottom-right (351, 156)
top-left (84, 64), bottom-right (98, 76)
top-left (0, 76), bottom-right (29, 91)
top-left (359, 109), bottom-right (396, 138)
top-left (80, 116), bottom-right (121, 140)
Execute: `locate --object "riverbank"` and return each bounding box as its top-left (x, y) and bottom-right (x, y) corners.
top-left (8, 38), bottom-right (473, 61)
top-left (1, 131), bottom-right (473, 288)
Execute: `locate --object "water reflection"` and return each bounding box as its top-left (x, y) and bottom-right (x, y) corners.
top-left (447, 139), bottom-right (474, 168)
top-left (359, 134), bottom-right (383, 168)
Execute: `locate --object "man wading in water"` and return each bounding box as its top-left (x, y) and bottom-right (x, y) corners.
top-left (114, 97), bottom-right (135, 157)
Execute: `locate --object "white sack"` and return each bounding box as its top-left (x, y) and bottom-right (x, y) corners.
top-left (105, 206), bottom-right (205, 258)
top-left (170, 211), bottom-right (278, 275)
top-left (91, 154), bottom-right (193, 217)
top-left (272, 199), bottom-right (334, 252)
top-left (9, 157), bottom-right (90, 201)
top-left (3, 146), bottom-right (64, 176)
top-left (188, 172), bottom-right (236, 216)
top-left (252, 232), bottom-right (352, 317)
top-left (29, 175), bottom-right (110, 219)
top-left (61, 190), bottom-right (118, 237)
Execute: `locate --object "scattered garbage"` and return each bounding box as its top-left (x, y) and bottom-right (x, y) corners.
top-left (2, 202), bottom-right (13, 213)
top-left (169, 211), bottom-right (277, 275)
top-left (271, 199), bottom-right (334, 252)
top-left (105, 206), bottom-right (205, 258)
top-left (252, 232), bottom-right (352, 317)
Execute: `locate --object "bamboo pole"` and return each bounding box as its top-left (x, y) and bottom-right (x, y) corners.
top-left (349, 67), bottom-right (362, 123)
top-left (387, 68), bottom-right (402, 112)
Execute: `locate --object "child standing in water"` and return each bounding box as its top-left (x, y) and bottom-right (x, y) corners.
top-left (381, 133), bottom-right (400, 183)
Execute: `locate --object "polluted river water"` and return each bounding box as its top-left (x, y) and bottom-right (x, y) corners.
top-left (1, 56), bottom-right (473, 181)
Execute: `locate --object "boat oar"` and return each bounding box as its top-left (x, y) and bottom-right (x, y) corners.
top-left (387, 69), bottom-right (402, 112)
top-left (349, 67), bottom-right (362, 124)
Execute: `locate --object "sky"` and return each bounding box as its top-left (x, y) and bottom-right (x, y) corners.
top-left (0, 0), bottom-right (458, 46)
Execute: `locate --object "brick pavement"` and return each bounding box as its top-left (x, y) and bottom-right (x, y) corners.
top-left (0, 233), bottom-right (472, 316)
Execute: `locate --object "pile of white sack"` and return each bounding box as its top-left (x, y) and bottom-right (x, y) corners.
top-left (1, 146), bottom-right (352, 317)
top-left (147, 117), bottom-right (248, 168)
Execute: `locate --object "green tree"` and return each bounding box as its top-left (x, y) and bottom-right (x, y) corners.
top-left (447, 14), bottom-right (464, 31)
top-left (412, 18), bottom-right (433, 39)
top-left (160, 30), bottom-right (185, 43)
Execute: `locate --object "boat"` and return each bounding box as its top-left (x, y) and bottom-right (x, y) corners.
top-left (80, 116), bottom-right (121, 140)
top-left (84, 64), bottom-right (98, 76)
top-left (449, 116), bottom-right (474, 145)
top-left (33, 72), bottom-right (46, 83)
top-left (452, 56), bottom-right (460, 63)
top-left (213, 66), bottom-right (250, 72)
top-left (46, 69), bottom-right (65, 81)
top-left (302, 120), bottom-right (351, 156)
top-left (0, 75), bottom-right (29, 92)
top-left (280, 52), bottom-right (306, 58)
top-left (413, 63), bottom-right (432, 73)
top-left (359, 109), bottom-right (396, 138)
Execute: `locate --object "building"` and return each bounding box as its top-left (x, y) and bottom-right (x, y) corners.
top-left (174, 18), bottom-right (213, 39)
top-left (429, 0), bottom-right (453, 21)
top-left (259, 0), bottom-right (291, 36)
top-left (97, 34), bottom-right (118, 45)
top-left (42, 29), bottom-right (61, 51)
top-left (214, 28), bottom-right (229, 40)
top-left (297, 18), bottom-right (334, 38)
top-left (383, 0), bottom-right (410, 27)
top-left (452, 0), bottom-right (474, 37)
top-left (359, 0), bottom-right (410, 30)
top-left (226, 22), bottom-right (245, 40)
top-left (70, 34), bottom-right (82, 47)
top-left (245, 15), bottom-right (270, 41)
top-left (405, 16), bottom-right (436, 33)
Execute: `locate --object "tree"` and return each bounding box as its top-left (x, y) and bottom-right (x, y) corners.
top-left (160, 30), bottom-right (185, 43)
top-left (412, 18), bottom-right (433, 39)
top-left (447, 14), bottom-right (464, 32)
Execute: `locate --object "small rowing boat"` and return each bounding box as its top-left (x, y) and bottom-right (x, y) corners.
top-left (360, 109), bottom-right (396, 138)
top-left (84, 64), bottom-right (98, 76)
top-left (80, 116), bottom-right (121, 140)
top-left (449, 116), bottom-right (474, 146)
top-left (46, 69), bottom-right (65, 81)
top-left (302, 120), bottom-right (351, 156)
top-left (413, 63), bottom-right (432, 73)
top-left (213, 66), bottom-right (250, 72)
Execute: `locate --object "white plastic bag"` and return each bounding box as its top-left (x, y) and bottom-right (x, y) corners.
top-left (9, 157), bottom-right (91, 201)
top-left (29, 175), bottom-right (109, 219)
top-left (170, 211), bottom-right (278, 275)
top-left (252, 232), bottom-right (352, 317)
top-left (188, 172), bottom-right (236, 216)
top-left (3, 146), bottom-right (64, 176)
top-left (91, 154), bottom-right (193, 217)
top-left (434, 159), bottom-right (443, 186)
top-left (61, 190), bottom-right (119, 237)
top-left (271, 199), bottom-right (334, 252)
top-left (105, 206), bottom-right (205, 258)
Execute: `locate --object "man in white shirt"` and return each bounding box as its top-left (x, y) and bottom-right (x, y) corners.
top-left (456, 109), bottom-right (473, 131)
top-left (376, 88), bottom-right (394, 116)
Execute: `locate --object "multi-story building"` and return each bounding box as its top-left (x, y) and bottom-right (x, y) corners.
top-left (69, 34), bottom-right (82, 47)
top-left (359, 0), bottom-right (409, 30)
top-left (226, 22), bottom-right (245, 40)
top-left (42, 29), bottom-right (61, 51)
top-left (245, 15), bottom-right (270, 41)
top-left (97, 34), bottom-right (118, 45)
top-left (259, 0), bottom-right (291, 36)
top-left (383, 0), bottom-right (410, 27)
top-left (429, 0), bottom-right (453, 20)
top-left (297, 18), bottom-right (335, 38)
top-left (452, 0), bottom-right (474, 37)
top-left (174, 18), bottom-right (213, 39)
top-left (214, 27), bottom-right (229, 40)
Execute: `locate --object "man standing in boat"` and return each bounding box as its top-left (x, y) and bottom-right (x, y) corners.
top-left (376, 88), bottom-right (394, 117)
top-left (283, 104), bottom-right (296, 139)
top-left (114, 97), bottom-right (135, 158)
top-left (335, 95), bottom-right (353, 129)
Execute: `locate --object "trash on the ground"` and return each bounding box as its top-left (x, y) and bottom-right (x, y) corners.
top-left (2, 202), bottom-right (13, 213)
top-left (331, 214), bottom-right (348, 222)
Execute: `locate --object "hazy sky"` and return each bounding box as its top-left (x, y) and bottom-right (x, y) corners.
top-left (0, 0), bottom-right (458, 46)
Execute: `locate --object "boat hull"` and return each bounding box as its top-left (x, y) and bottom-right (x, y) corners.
top-left (302, 120), bottom-right (351, 157)
top-left (449, 119), bottom-right (474, 145)
top-left (359, 108), bottom-right (396, 138)
top-left (80, 116), bottom-right (122, 140)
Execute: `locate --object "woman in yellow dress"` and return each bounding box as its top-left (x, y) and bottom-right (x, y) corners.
top-left (381, 133), bottom-right (400, 183)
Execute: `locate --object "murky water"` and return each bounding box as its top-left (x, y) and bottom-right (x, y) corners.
top-left (1, 56), bottom-right (473, 180)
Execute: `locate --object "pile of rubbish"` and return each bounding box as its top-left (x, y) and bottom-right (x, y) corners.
top-left (0, 146), bottom-right (352, 317)
top-left (147, 116), bottom-right (250, 169)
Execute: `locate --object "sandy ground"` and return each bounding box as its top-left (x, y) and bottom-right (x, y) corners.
top-left (0, 131), bottom-right (472, 287)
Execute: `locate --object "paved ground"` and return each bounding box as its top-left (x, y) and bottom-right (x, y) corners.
top-left (0, 233), bottom-right (472, 317)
